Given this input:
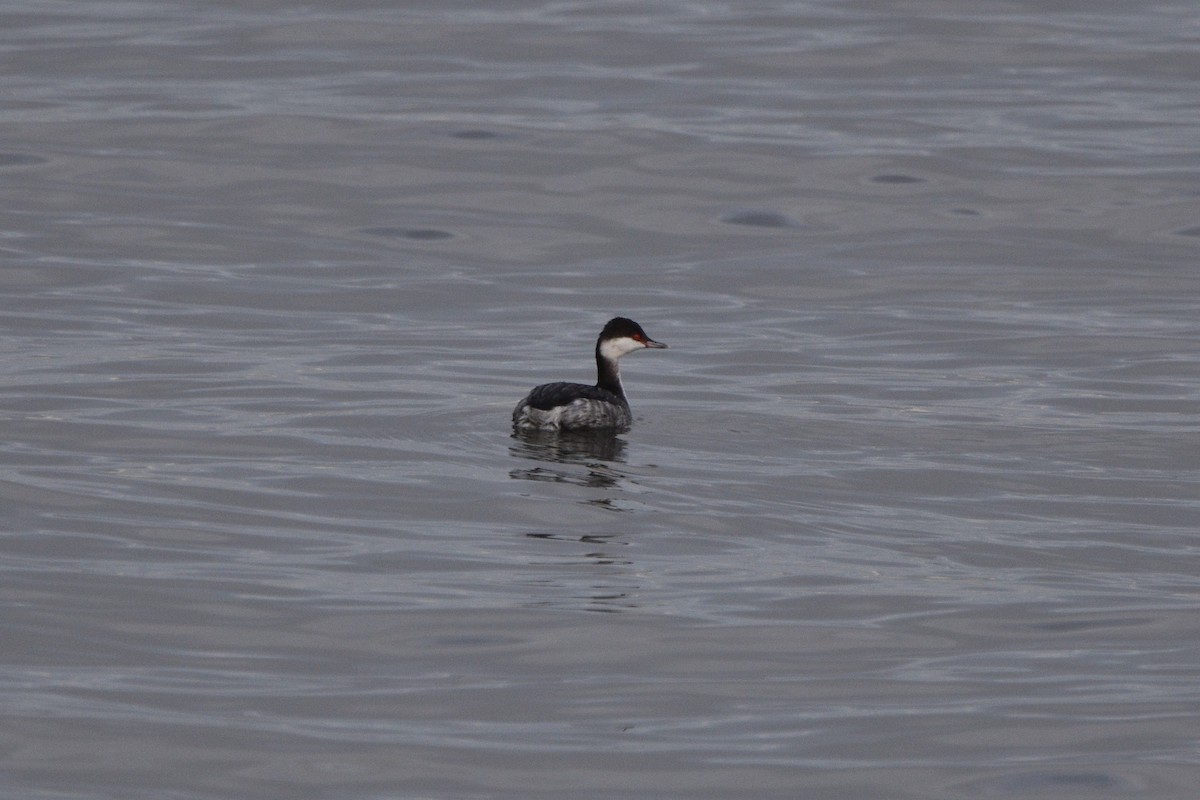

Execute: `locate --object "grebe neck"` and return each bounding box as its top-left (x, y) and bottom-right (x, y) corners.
top-left (595, 348), bottom-right (625, 400)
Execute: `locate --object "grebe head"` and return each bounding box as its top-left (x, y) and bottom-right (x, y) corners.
top-left (596, 317), bottom-right (668, 361)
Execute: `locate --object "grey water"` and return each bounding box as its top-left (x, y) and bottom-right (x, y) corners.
top-left (3, 1), bottom-right (1199, 797)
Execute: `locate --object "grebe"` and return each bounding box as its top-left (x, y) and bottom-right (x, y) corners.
top-left (512, 317), bottom-right (667, 431)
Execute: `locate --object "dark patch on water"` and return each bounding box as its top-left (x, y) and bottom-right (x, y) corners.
top-left (360, 226), bottom-right (454, 241)
top-left (869, 173), bottom-right (925, 184)
top-left (1027, 617), bottom-right (1151, 633)
top-left (430, 634), bottom-right (521, 647)
top-left (1173, 226), bottom-right (1200, 237)
top-left (720, 210), bottom-right (798, 229)
top-left (526, 532), bottom-right (623, 545)
top-left (450, 129), bottom-right (503, 140)
top-left (949, 207), bottom-right (982, 216)
top-left (0, 152), bottom-right (46, 167)
top-left (968, 771), bottom-right (1129, 794)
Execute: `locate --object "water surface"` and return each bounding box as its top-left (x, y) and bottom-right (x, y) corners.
top-left (2, 1), bottom-right (1199, 798)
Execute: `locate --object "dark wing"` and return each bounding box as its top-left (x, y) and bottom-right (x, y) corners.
top-left (520, 382), bottom-right (623, 411)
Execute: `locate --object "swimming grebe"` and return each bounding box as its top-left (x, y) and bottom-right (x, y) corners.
top-left (512, 317), bottom-right (667, 431)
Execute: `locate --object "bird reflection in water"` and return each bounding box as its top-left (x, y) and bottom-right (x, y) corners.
top-left (508, 428), bottom-right (627, 489)
top-left (509, 431), bottom-right (641, 611)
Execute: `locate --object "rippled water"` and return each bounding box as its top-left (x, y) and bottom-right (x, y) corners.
top-left (3, 1), bottom-right (1199, 798)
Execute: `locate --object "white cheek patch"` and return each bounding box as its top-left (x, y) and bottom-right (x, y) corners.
top-left (599, 336), bottom-right (642, 360)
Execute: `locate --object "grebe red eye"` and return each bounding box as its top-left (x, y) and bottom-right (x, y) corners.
top-left (633, 334), bottom-right (645, 342)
